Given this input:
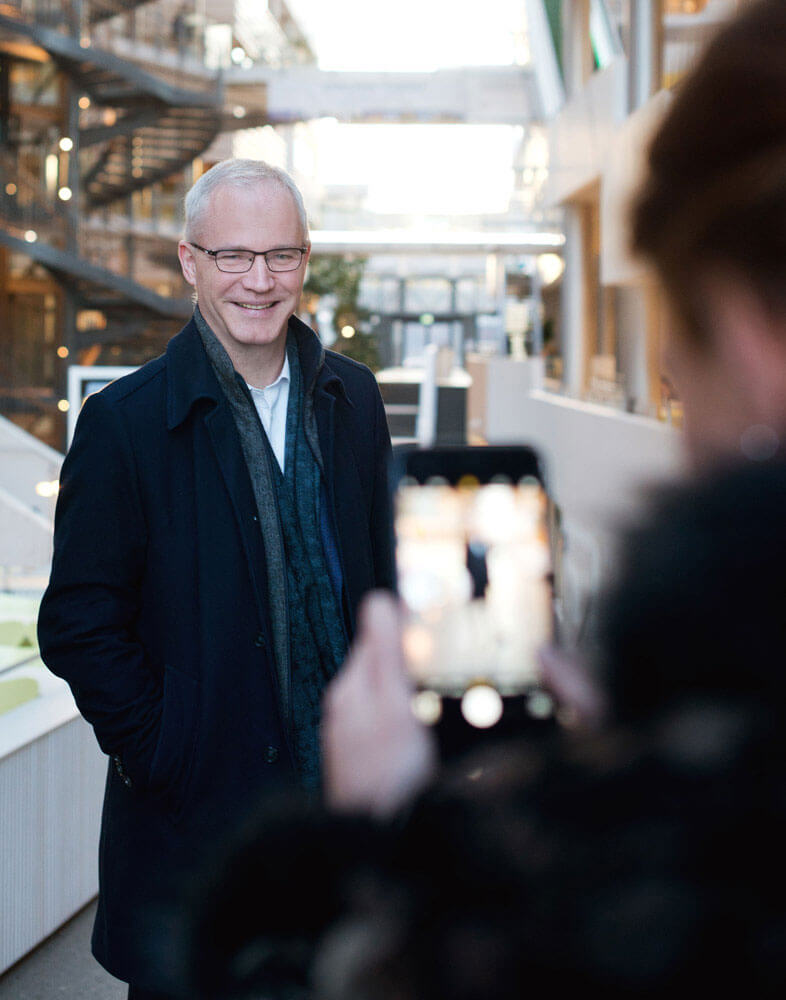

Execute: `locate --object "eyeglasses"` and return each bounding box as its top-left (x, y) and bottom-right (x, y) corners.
top-left (189, 243), bottom-right (308, 273)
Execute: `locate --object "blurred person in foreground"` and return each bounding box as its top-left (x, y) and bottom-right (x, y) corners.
top-left (36, 158), bottom-right (393, 999)
top-left (186, 2), bottom-right (786, 996)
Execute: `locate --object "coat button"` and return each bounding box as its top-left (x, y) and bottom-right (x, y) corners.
top-left (254, 631), bottom-right (266, 648)
top-left (265, 746), bottom-right (279, 764)
top-left (113, 755), bottom-right (133, 788)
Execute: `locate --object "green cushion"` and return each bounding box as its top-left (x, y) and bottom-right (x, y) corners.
top-left (0, 677), bottom-right (39, 715)
top-left (0, 621), bottom-right (38, 648)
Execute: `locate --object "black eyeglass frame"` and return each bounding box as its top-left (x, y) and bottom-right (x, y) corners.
top-left (188, 242), bottom-right (309, 273)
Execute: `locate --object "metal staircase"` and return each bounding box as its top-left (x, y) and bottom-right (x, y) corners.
top-left (0, 0), bottom-right (222, 339)
top-left (0, 2), bottom-right (223, 208)
top-left (88, 0), bottom-right (154, 23)
top-left (0, 149), bottom-right (191, 337)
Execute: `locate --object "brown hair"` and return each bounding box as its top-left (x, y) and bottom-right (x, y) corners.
top-left (631, 0), bottom-right (786, 347)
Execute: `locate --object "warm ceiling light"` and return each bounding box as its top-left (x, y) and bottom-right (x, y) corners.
top-left (78, 96), bottom-right (91, 109)
top-left (536, 252), bottom-right (565, 286)
top-left (5, 182), bottom-right (16, 195)
top-left (58, 186), bottom-right (73, 201)
top-left (57, 346), bottom-right (69, 358)
top-left (35, 480), bottom-right (60, 498)
top-left (57, 399), bottom-right (70, 412)
top-left (24, 230), bottom-right (37, 242)
top-left (59, 137), bottom-right (74, 152)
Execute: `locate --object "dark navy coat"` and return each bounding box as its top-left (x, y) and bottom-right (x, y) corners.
top-left (37, 316), bottom-right (393, 989)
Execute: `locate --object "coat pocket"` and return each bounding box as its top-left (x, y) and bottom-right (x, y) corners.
top-left (148, 663), bottom-right (200, 822)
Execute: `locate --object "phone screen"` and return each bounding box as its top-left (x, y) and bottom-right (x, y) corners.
top-left (394, 452), bottom-right (553, 723)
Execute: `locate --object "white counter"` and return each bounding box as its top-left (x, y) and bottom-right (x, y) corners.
top-left (0, 595), bottom-right (106, 975)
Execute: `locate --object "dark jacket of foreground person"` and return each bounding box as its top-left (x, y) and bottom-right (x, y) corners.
top-left (37, 315), bottom-right (393, 990)
top-left (187, 460), bottom-right (786, 999)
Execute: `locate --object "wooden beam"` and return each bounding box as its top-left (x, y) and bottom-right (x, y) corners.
top-left (0, 39), bottom-right (48, 63)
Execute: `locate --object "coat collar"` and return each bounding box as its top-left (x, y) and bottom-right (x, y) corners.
top-left (166, 314), bottom-right (351, 431)
top-left (290, 314), bottom-right (353, 408)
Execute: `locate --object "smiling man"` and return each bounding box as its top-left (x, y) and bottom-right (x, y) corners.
top-left (37, 159), bottom-right (393, 999)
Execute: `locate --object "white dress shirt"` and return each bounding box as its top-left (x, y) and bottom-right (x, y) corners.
top-left (247, 353), bottom-right (290, 472)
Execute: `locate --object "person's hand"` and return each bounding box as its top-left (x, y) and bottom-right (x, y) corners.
top-left (538, 644), bottom-right (607, 730)
top-left (323, 592), bottom-right (437, 818)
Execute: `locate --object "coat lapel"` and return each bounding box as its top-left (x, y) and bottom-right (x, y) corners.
top-left (203, 400), bottom-right (270, 628)
top-left (314, 387), bottom-right (336, 509)
top-left (165, 319), bottom-right (270, 629)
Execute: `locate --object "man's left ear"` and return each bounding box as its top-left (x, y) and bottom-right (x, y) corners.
top-left (178, 241), bottom-right (197, 287)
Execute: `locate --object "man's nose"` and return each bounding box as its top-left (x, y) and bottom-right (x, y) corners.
top-left (242, 255), bottom-right (275, 290)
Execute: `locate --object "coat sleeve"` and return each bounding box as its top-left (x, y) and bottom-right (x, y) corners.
top-left (37, 391), bottom-right (164, 794)
top-left (369, 378), bottom-right (395, 592)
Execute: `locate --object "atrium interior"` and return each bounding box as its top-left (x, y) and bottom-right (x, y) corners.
top-left (0, 0), bottom-right (748, 991)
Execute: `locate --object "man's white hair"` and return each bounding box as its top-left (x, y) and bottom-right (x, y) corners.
top-left (183, 158), bottom-right (309, 242)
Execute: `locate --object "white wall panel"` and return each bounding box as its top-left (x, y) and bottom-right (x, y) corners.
top-left (480, 361), bottom-right (683, 635)
top-left (545, 59), bottom-right (628, 206)
top-left (0, 718), bottom-right (105, 975)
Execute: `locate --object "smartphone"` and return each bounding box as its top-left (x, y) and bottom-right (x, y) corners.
top-left (391, 445), bottom-right (557, 748)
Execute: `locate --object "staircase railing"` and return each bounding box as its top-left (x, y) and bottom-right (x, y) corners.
top-left (0, 150), bottom-right (63, 244)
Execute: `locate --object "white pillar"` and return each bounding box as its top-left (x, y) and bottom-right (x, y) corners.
top-left (616, 285), bottom-right (650, 414)
top-left (562, 0), bottom-right (592, 99)
top-left (561, 203), bottom-right (586, 397)
top-left (530, 260), bottom-right (544, 355)
top-left (417, 344), bottom-right (439, 447)
top-left (628, 0), bottom-right (661, 111)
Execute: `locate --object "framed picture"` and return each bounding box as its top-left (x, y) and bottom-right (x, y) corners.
top-left (66, 366), bottom-right (136, 446)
